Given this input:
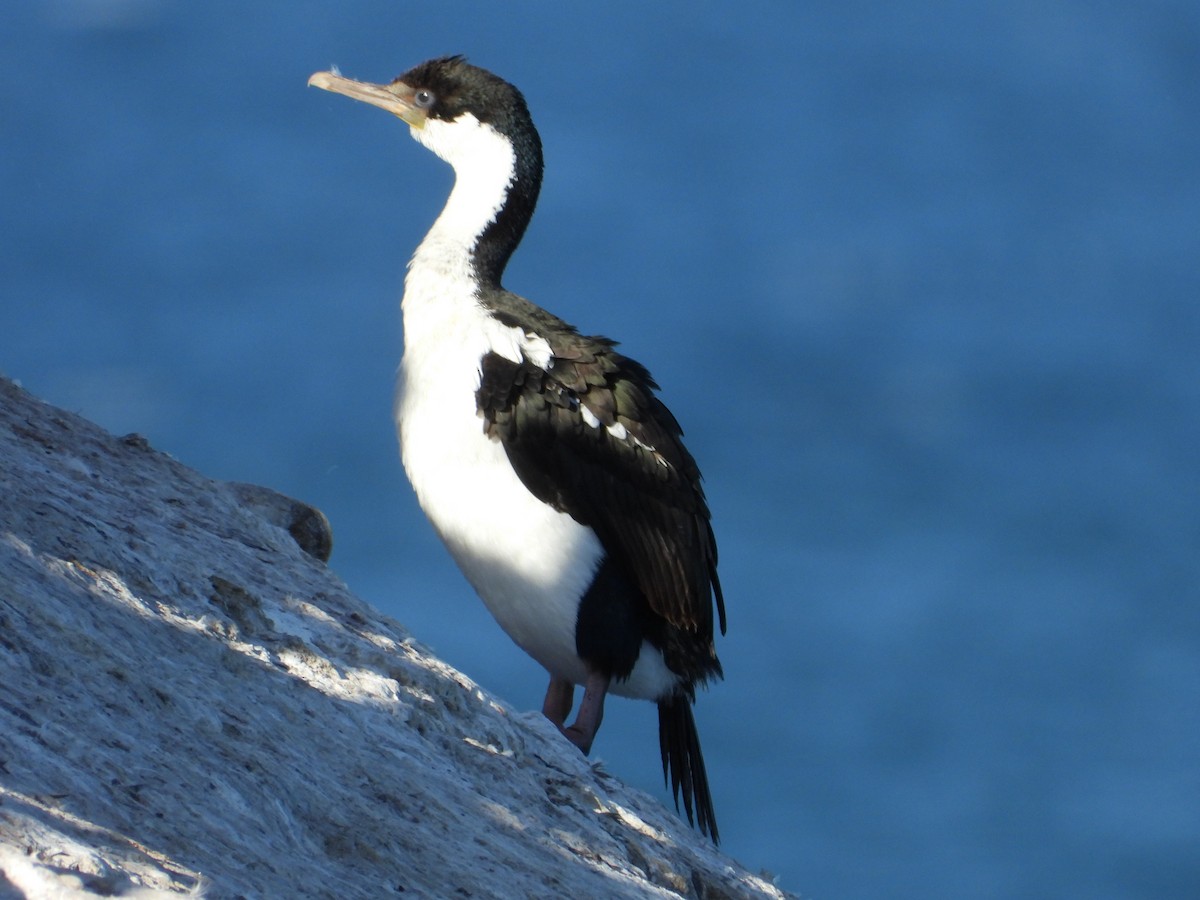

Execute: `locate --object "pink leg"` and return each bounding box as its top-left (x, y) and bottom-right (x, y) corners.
top-left (561, 671), bottom-right (611, 756)
top-left (542, 676), bottom-right (574, 727)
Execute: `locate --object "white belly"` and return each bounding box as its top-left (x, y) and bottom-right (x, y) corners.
top-left (397, 350), bottom-right (599, 686)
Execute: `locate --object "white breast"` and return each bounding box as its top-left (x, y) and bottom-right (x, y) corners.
top-left (393, 229), bottom-right (599, 685)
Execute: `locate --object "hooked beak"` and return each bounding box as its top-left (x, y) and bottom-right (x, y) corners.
top-left (307, 70), bottom-right (428, 130)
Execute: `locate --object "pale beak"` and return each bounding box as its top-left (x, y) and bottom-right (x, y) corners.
top-left (307, 71), bottom-right (427, 130)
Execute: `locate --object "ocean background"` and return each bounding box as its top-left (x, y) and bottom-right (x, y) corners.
top-left (3, 2), bottom-right (1197, 896)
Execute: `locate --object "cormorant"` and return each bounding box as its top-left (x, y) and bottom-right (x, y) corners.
top-left (309, 57), bottom-right (726, 841)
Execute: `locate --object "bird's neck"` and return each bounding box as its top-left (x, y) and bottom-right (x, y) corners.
top-left (408, 118), bottom-right (542, 293)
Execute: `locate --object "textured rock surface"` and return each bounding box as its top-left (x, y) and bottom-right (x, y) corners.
top-left (0, 378), bottom-right (789, 899)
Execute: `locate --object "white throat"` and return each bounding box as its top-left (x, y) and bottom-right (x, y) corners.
top-left (400, 113), bottom-right (517, 355)
top-left (410, 113), bottom-right (516, 259)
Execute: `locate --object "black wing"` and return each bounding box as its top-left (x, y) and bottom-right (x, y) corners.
top-left (476, 320), bottom-right (725, 678)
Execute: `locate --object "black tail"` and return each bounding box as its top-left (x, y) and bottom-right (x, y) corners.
top-left (657, 694), bottom-right (718, 843)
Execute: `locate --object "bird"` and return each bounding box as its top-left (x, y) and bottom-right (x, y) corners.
top-left (308, 56), bottom-right (726, 841)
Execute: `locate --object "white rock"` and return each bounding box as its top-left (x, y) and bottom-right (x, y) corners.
top-left (0, 377), bottom-right (789, 899)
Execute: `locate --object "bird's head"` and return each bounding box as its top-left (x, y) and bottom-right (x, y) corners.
top-left (308, 56), bottom-right (540, 174)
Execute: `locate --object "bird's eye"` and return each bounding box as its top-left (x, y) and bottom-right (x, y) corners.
top-left (413, 89), bottom-right (435, 109)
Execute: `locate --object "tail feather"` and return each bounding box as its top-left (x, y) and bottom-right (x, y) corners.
top-left (657, 694), bottom-right (718, 843)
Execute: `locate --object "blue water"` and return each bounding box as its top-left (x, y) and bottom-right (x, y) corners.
top-left (3, 2), bottom-right (1198, 896)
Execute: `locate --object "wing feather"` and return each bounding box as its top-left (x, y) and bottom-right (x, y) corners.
top-left (477, 328), bottom-right (725, 673)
